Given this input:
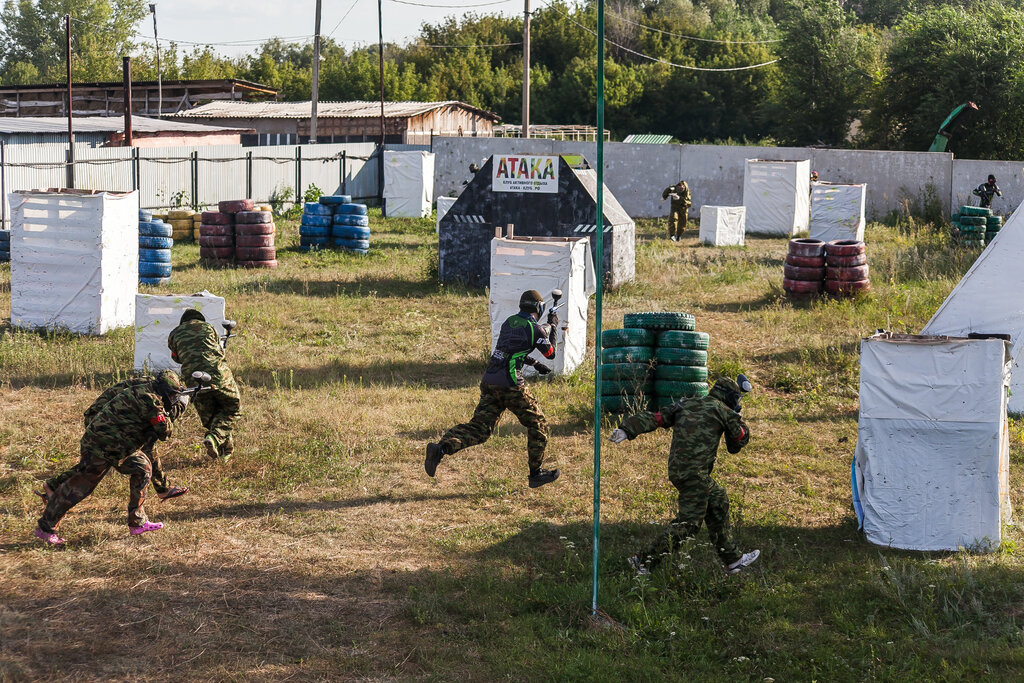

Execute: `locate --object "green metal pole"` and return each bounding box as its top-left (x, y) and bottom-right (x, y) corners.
top-left (592, 0), bottom-right (605, 617)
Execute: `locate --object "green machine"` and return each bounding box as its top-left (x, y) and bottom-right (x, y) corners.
top-left (928, 101), bottom-right (979, 152)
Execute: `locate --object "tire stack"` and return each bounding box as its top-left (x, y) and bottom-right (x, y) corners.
top-left (191, 211), bottom-right (203, 241)
top-left (235, 209), bottom-right (277, 269)
top-left (783, 238), bottom-right (826, 298)
top-left (0, 228), bottom-right (10, 263)
top-left (139, 209), bottom-right (173, 285)
top-left (985, 214), bottom-right (1003, 246)
top-left (624, 312), bottom-right (708, 410)
top-left (331, 199), bottom-right (370, 254)
top-left (199, 209), bottom-right (235, 267)
top-left (299, 201), bottom-right (332, 252)
top-left (954, 206), bottom-right (989, 248)
top-left (167, 209), bottom-right (194, 243)
top-left (824, 240), bottom-right (870, 297)
top-left (599, 328), bottom-right (656, 413)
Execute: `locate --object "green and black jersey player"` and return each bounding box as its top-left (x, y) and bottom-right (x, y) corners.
top-left (426, 290), bottom-right (561, 488)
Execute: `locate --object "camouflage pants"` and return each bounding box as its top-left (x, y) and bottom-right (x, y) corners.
top-left (193, 383), bottom-right (240, 450)
top-left (640, 472), bottom-right (741, 568)
top-left (46, 446), bottom-right (170, 494)
top-left (38, 444), bottom-right (152, 533)
top-left (668, 207), bottom-right (688, 238)
top-left (440, 382), bottom-right (548, 471)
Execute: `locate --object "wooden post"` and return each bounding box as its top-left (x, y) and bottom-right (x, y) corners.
top-left (122, 57), bottom-right (133, 147)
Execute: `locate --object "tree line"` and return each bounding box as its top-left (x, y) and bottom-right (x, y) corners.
top-left (2, 0), bottom-right (1023, 159)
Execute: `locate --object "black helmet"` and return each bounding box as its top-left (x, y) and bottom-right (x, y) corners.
top-left (469, 163), bottom-right (480, 174)
top-left (709, 377), bottom-right (742, 411)
top-left (519, 290), bottom-right (545, 318)
top-left (180, 308), bottom-right (206, 324)
top-left (989, 174), bottom-right (997, 183)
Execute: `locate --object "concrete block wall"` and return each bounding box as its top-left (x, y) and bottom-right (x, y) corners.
top-left (951, 159), bottom-right (1024, 216)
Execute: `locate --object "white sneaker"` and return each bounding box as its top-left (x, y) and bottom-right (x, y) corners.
top-left (725, 549), bottom-right (760, 575)
top-left (628, 555), bottom-right (650, 577)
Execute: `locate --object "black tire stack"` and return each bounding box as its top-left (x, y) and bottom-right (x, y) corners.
top-left (625, 312), bottom-right (708, 410)
top-left (139, 209), bottom-right (172, 285)
top-left (235, 209), bottom-right (277, 269)
top-left (985, 214), bottom-right (1003, 246)
top-left (783, 238), bottom-right (826, 298)
top-left (599, 328), bottom-right (656, 413)
top-left (0, 228), bottom-right (9, 263)
top-left (824, 240), bottom-right (871, 297)
top-left (300, 202), bottom-right (332, 251)
top-left (953, 206), bottom-right (989, 248)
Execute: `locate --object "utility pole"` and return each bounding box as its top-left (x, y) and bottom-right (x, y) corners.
top-left (149, 4), bottom-right (162, 118)
top-left (122, 57), bottom-right (134, 146)
top-left (522, 0), bottom-right (530, 139)
top-left (377, 0), bottom-right (385, 148)
top-left (310, 0), bottom-right (322, 143)
top-left (65, 14), bottom-right (75, 188)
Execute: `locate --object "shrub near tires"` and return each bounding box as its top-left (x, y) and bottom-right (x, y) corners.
top-left (784, 238), bottom-right (826, 297)
top-left (824, 240), bottom-right (870, 297)
top-left (599, 328), bottom-right (655, 412)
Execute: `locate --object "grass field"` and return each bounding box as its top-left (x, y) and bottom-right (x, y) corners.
top-left (2, 212), bottom-right (1024, 681)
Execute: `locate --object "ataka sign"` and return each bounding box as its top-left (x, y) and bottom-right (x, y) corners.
top-left (492, 155), bottom-right (559, 194)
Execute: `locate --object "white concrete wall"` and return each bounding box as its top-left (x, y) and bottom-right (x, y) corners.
top-left (951, 159), bottom-right (1024, 216)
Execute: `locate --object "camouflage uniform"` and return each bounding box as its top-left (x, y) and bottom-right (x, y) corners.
top-left (38, 377), bottom-right (179, 533)
top-left (619, 379), bottom-right (750, 568)
top-left (662, 181), bottom-right (692, 239)
top-left (167, 309), bottom-right (240, 455)
top-left (439, 311), bottom-right (555, 471)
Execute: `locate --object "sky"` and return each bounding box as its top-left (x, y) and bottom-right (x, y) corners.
top-left (149, 0), bottom-right (524, 57)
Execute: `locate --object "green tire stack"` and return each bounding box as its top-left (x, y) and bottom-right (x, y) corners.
top-left (985, 214), bottom-right (1003, 245)
top-left (599, 328), bottom-right (655, 413)
top-left (623, 312), bottom-right (709, 410)
top-left (954, 205), bottom-right (990, 248)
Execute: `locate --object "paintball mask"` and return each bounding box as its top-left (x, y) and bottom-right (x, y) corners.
top-left (179, 308), bottom-right (206, 324)
top-left (710, 374), bottom-right (752, 413)
top-left (154, 370), bottom-right (186, 416)
top-left (519, 289), bottom-right (545, 319)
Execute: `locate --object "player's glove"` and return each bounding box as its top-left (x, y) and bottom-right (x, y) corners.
top-left (535, 363), bottom-right (552, 375)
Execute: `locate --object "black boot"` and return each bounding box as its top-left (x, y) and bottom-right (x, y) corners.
top-left (425, 442), bottom-right (444, 477)
top-left (528, 467), bottom-right (560, 488)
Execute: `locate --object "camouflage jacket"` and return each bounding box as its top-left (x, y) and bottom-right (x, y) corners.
top-left (619, 394), bottom-right (749, 479)
top-left (85, 377), bottom-right (151, 427)
top-left (82, 382), bottom-right (172, 458)
top-left (167, 319), bottom-right (234, 389)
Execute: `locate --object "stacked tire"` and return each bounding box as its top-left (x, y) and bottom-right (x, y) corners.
top-left (199, 209), bottom-right (235, 267)
top-left (824, 240), bottom-right (870, 297)
top-left (330, 197), bottom-right (370, 254)
top-left (191, 212), bottom-right (203, 241)
top-left (167, 209), bottom-right (194, 243)
top-left (235, 208), bottom-right (277, 269)
top-left (624, 312), bottom-right (708, 409)
top-left (139, 209), bottom-right (173, 285)
top-left (300, 201), bottom-right (332, 252)
top-left (599, 328), bottom-right (656, 413)
top-left (784, 238), bottom-right (826, 297)
top-left (986, 214), bottom-right (1003, 246)
top-left (0, 228), bottom-right (10, 263)
top-left (954, 206), bottom-right (989, 248)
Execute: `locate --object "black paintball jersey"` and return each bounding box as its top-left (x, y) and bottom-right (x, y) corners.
top-left (482, 312), bottom-right (556, 387)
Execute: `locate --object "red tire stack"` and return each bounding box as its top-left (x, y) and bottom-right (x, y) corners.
top-left (199, 210), bottom-right (235, 267)
top-left (234, 209), bottom-right (277, 269)
top-left (784, 238), bottom-right (826, 297)
top-left (824, 240), bottom-right (870, 296)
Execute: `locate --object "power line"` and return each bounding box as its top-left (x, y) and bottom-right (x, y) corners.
top-left (607, 9), bottom-right (781, 44)
top-left (327, 0), bottom-right (364, 39)
top-left (419, 41), bottom-right (522, 48)
top-left (539, 1), bottom-right (780, 72)
top-left (67, 16), bottom-right (313, 49)
top-left (387, 0), bottom-right (515, 7)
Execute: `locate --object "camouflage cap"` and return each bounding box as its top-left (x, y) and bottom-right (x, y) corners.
top-left (180, 308), bottom-right (206, 324)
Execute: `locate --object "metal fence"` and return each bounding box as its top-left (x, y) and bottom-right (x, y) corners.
top-left (0, 141), bottom-right (383, 228)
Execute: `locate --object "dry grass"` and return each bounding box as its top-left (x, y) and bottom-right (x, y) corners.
top-left (2, 213), bottom-right (1023, 680)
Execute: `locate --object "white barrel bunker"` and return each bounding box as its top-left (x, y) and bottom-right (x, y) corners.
top-left (438, 154), bottom-right (635, 288)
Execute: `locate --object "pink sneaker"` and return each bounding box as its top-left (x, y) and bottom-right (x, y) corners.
top-left (33, 527), bottom-right (65, 544)
top-left (129, 521), bottom-right (164, 536)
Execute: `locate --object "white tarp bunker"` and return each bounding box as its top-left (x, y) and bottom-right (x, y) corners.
top-left (134, 292), bottom-right (227, 372)
top-left (489, 236), bottom-right (596, 376)
top-left (853, 332), bottom-right (1012, 552)
top-left (383, 150), bottom-right (435, 218)
top-left (10, 189), bottom-right (138, 334)
top-left (742, 159), bottom-right (811, 236)
top-left (809, 182), bottom-right (867, 242)
top-left (699, 206), bottom-right (746, 246)
top-left (922, 207), bottom-right (1024, 413)
top-left (435, 196), bottom-right (457, 234)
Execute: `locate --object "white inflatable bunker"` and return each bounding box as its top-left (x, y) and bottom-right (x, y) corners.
top-left (489, 236), bottom-right (596, 376)
top-left (742, 159), bottom-right (810, 236)
top-left (853, 332), bottom-right (1012, 552)
top-left (809, 182), bottom-right (867, 242)
top-left (699, 206), bottom-right (746, 246)
top-left (436, 196), bottom-right (457, 234)
top-left (383, 150), bottom-right (435, 218)
top-left (134, 292), bottom-right (228, 372)
top-left (10, 189), bottom-right (138, 334)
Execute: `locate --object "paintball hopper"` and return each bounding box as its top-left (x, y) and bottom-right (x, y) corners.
top-left (548, 289), bottom-right (565, 314)
top-left (192, 371), bottom-right (212, 384)
top-left (221, 320), bottom-right (237, 350)
top-left (737, 374), bottom-right (752, 393)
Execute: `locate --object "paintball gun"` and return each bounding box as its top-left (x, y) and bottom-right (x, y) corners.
top-left (179, 371), bottom-right (213, 399)
top-left (547, 289), bottom-right (565, 320)
top-left (221, 320), bottom-right (237, 351)
top-left (734, 373), bottom-right (752, 413)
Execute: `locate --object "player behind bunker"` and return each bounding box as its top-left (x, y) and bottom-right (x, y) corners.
top-left (438, 154), bottom-right (635, 288)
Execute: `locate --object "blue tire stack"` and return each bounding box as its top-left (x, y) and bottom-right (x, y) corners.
top-left (299, 201), bottom-right (333, 251)
top-left (331, 200), bottom-right (370, 254)
top-left (0, 228), bottom-right (9, 263)
top-left (138, 209), bottom-right (173, 285)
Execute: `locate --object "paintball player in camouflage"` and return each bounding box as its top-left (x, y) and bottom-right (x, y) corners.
top-left (425, 290), bottom-right (561, 488)
top-left (610, 376), bottom-right (760, 576)
top-left (662, 180), bottom-right (692, 241)
top-left (168, 309), bottom-right (240, 461)
top-left (36, 371), bottom-right (189, 504)
top-left (33, 371), bottom-right (189, 544)
top-left (973, 174), bottom-right (1002, 208)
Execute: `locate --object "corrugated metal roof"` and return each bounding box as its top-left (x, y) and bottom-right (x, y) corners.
top-left (0, 116), bottom-right (251, 135)
top-left (171, 100), bottom-right (501, 122)
top-left (623, 134), bottom-right (673, 144)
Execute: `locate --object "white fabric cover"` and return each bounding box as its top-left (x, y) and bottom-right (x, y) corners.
top-left (854, 333), bottom-right (1012, 552)
top-left (699, 206), bottom-right (746, 246)
top-left (436, 196), bottom-right (457, 234)
top-left (383, 150), bottom-right (435, 218)
top-left (489, 237), bottom-right (596, 376)
top-left (10, 190), bottom-right (138, 334)
top-left (134, 292), bottom-right (227, 372)
top-left (922, 207), bottom-right (1024, 413)
top-left (742, 159), bottom-right (810, 236)
top-left (809, 182), bottom-right (866, 242)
